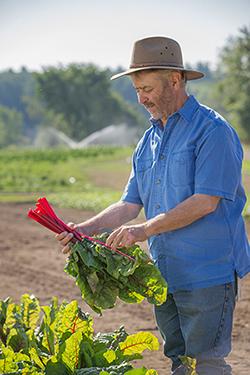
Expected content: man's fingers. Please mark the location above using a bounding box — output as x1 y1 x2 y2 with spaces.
62 243 72 254
106 230 117 247
55 231 74 256
56 231 74 245
106 225 148 254
106 227 136 253
67 222 78 230
55 222 78 256
56 231 68 241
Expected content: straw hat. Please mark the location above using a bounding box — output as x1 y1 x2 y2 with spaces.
110 36 204 81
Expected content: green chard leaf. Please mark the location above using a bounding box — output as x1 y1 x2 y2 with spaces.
57 330 85 372
65 234 167 314
6 327 29 353
55 300 93 341
122 367 148 375
125 264 168 306
44 359 70 375
118 284 145 305
20 294 40 331
93 325 128 352
75 362 133 375
0 343 18 373
123 367 158 375
82 272 120 315
179 356 197 374
0 297 11 326
119 331 159 356
29 346 48 370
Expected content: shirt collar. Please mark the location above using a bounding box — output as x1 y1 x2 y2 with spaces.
177 95 199 125
150 95 199 129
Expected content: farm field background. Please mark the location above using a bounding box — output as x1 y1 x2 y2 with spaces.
0 146 250 374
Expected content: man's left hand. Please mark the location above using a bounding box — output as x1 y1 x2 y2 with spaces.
106 224 148 253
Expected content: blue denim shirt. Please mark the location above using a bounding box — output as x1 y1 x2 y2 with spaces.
122 95 250 292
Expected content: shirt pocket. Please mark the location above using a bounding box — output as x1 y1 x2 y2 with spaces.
169 150 195 187
136 158 153 193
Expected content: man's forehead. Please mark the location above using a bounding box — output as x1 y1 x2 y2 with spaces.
131 70 158 87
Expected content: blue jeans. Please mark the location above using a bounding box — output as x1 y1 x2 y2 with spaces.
154 281 236 375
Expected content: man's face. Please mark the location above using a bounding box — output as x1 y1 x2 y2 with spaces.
131 70 174 126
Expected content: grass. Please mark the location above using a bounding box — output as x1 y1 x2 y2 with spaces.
1 146 250 218
0 146 134 211
0 147 133 193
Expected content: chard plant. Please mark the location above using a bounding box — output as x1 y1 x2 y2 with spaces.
0 294 159 374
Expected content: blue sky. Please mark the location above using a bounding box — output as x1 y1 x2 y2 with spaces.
0 0 249 72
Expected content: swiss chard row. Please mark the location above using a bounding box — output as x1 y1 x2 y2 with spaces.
0 294 159 375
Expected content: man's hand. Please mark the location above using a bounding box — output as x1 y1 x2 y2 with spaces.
105 224 148 253
55 222 78 254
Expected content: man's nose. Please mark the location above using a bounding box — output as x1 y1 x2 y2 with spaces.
137 91 148 105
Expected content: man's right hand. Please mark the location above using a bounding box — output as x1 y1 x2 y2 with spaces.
55 222 78 254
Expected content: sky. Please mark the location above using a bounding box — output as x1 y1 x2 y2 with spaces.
0 0 250 73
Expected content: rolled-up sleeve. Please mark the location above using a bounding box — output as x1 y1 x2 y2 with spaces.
122 150 143 205
195 124 243 201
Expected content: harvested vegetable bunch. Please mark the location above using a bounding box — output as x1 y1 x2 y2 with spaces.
66 233 168 314
28 197 168 315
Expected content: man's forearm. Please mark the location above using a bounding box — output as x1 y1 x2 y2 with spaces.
78 200 142 236
145 193 221 238
106 194 221 250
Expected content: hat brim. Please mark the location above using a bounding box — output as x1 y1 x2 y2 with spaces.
110 66 204 81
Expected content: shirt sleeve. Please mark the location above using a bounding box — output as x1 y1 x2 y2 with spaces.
194 124 243 201
121 149 143 205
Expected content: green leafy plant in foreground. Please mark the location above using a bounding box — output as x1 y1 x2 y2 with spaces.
65 233 168 315
0 294 159 374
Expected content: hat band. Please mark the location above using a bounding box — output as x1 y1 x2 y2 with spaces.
130 62 184 69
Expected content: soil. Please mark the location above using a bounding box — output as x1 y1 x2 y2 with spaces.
0 201 250 374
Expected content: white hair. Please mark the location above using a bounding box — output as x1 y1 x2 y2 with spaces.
155 69 187 88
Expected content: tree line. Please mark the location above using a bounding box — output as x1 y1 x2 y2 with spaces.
0 25 249 149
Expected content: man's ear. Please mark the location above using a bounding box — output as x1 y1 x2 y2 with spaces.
169 72 181 91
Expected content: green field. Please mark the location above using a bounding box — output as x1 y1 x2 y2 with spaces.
1 146 250 218
0 147 133 211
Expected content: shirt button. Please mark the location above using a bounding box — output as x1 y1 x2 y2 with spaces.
159 255 162 259
157 180 161 184
160 155 164 159
157 205 160 209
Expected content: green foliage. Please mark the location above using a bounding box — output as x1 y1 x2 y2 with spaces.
0 147 132 198
0 68 36 129
178 356 197 374
109 70 138 104
216 25 250 138
0 103 23 148
1 146 250 221
49 191 122 213
34 64 145 140
65 233 168 315
0 294 159 374
186 62 233 124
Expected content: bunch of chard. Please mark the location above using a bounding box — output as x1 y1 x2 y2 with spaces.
28 197 168 315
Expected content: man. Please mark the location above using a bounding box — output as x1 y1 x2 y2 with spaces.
57 36 250 374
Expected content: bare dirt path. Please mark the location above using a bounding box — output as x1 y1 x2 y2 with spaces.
0 202 249 374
